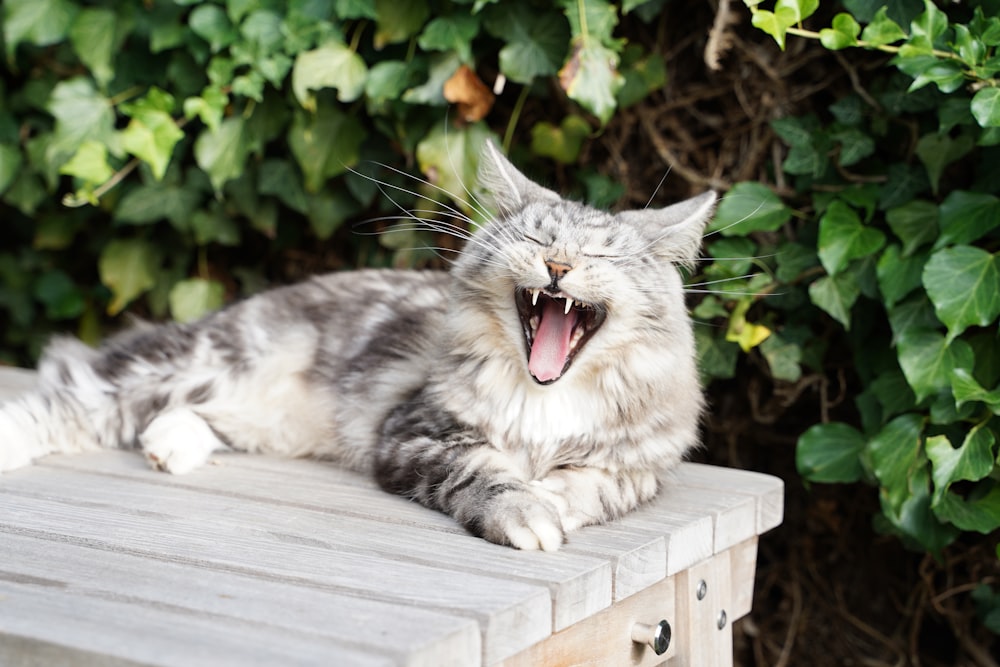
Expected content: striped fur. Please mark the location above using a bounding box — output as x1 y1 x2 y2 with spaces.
0 142 715 551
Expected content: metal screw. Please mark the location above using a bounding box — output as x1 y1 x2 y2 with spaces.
717 609 728 630
696 579 707 600
631 619 672 655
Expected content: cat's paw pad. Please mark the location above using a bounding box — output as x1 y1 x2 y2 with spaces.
140 409 223 475
479 487 565 552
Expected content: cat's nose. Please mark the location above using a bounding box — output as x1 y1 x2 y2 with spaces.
544 259 572 281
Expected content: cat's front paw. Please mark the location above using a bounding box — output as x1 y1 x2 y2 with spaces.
140 409 223 475
473 486 565 552
0 411 38 474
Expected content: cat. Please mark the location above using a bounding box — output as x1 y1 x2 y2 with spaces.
0 140 716 551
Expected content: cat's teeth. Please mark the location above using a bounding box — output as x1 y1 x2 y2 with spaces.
531 289 539 306
564 298 573 315
529 315 540 333
570 326 584 349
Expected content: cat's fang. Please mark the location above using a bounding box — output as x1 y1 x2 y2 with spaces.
531 289 540 306
563 298 573 315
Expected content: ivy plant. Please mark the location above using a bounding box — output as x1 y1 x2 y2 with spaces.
694 0 1000 564
0 0 667 363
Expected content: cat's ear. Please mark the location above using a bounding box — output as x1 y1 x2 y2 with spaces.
617 191 717 265
479 140 561 215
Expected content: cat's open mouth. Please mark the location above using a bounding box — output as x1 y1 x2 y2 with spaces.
515 288 606 385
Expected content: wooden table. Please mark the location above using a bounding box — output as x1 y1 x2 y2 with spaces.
0 368 783 666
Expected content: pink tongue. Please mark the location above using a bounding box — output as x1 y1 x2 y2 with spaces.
529 300 578 382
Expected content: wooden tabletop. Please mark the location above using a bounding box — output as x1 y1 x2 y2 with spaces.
0 368 783 666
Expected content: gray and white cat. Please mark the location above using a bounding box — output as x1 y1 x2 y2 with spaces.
0 141 715 551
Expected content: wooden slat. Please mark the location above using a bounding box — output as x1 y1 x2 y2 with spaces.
0 582 398 667
0 466 553 664
2 533 480 667
675 463 785 534
37 454 612 634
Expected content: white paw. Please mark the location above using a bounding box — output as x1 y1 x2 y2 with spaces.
140 409 223 475
0 409 41 473
481 486 566 552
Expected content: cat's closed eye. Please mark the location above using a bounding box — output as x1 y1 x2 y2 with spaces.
522 233 551 247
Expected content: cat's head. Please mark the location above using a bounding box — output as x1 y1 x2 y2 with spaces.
449 141 716 386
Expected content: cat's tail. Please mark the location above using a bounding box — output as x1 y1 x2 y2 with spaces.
0 337 127 473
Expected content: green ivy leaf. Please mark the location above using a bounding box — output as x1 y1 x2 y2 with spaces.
897 330 975 402
876 244 927 310
45 78 117 161
58 139 114 185
169 278 225 323
831 127 874 166
288 102 364 192
695 327 738 381
374 0 429 48
305 190 361 240
926 431 997 506
909 0 948 46
859 7 907 46
530 115 590 164
933 485 1000 534
189 4 236 52
114 181 204 229
817 200 886 275
936 190 1000 249
561 0 620 46
971 88 1000 128
99 238 159 315
194 116 252 192
68 8 118 88
809 270 861 330
885 200 938 256
951 368 1000 412
879 465 960 553
0 144 24 197
3 0 78 58
797 422 865 483
749 5 798 50
484 2 569 84
819 13 860 50
418 14 480 64
915 133 973 195
190 207 240 246
869 413 925 512
34 269 85 320
334 0 378 20
120 88 184 182
760 333 803 382
923 246 1000 343
292 41 368 110
559 40 623 125
415 121 492 213
183 87 229 133
706 182 791 236
888 295 939 344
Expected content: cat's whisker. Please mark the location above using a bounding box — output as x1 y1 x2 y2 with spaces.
644 167 673 209
683 289 783 297
685 273 763 287
353 162 491 228
701 196 769 239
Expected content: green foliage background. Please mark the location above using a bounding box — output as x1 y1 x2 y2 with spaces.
1 0 999 635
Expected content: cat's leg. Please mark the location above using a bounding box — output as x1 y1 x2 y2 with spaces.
375 401 566 551
140 408 227 475
533 466 661 532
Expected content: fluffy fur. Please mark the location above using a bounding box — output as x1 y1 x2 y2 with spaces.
0 142 716 551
